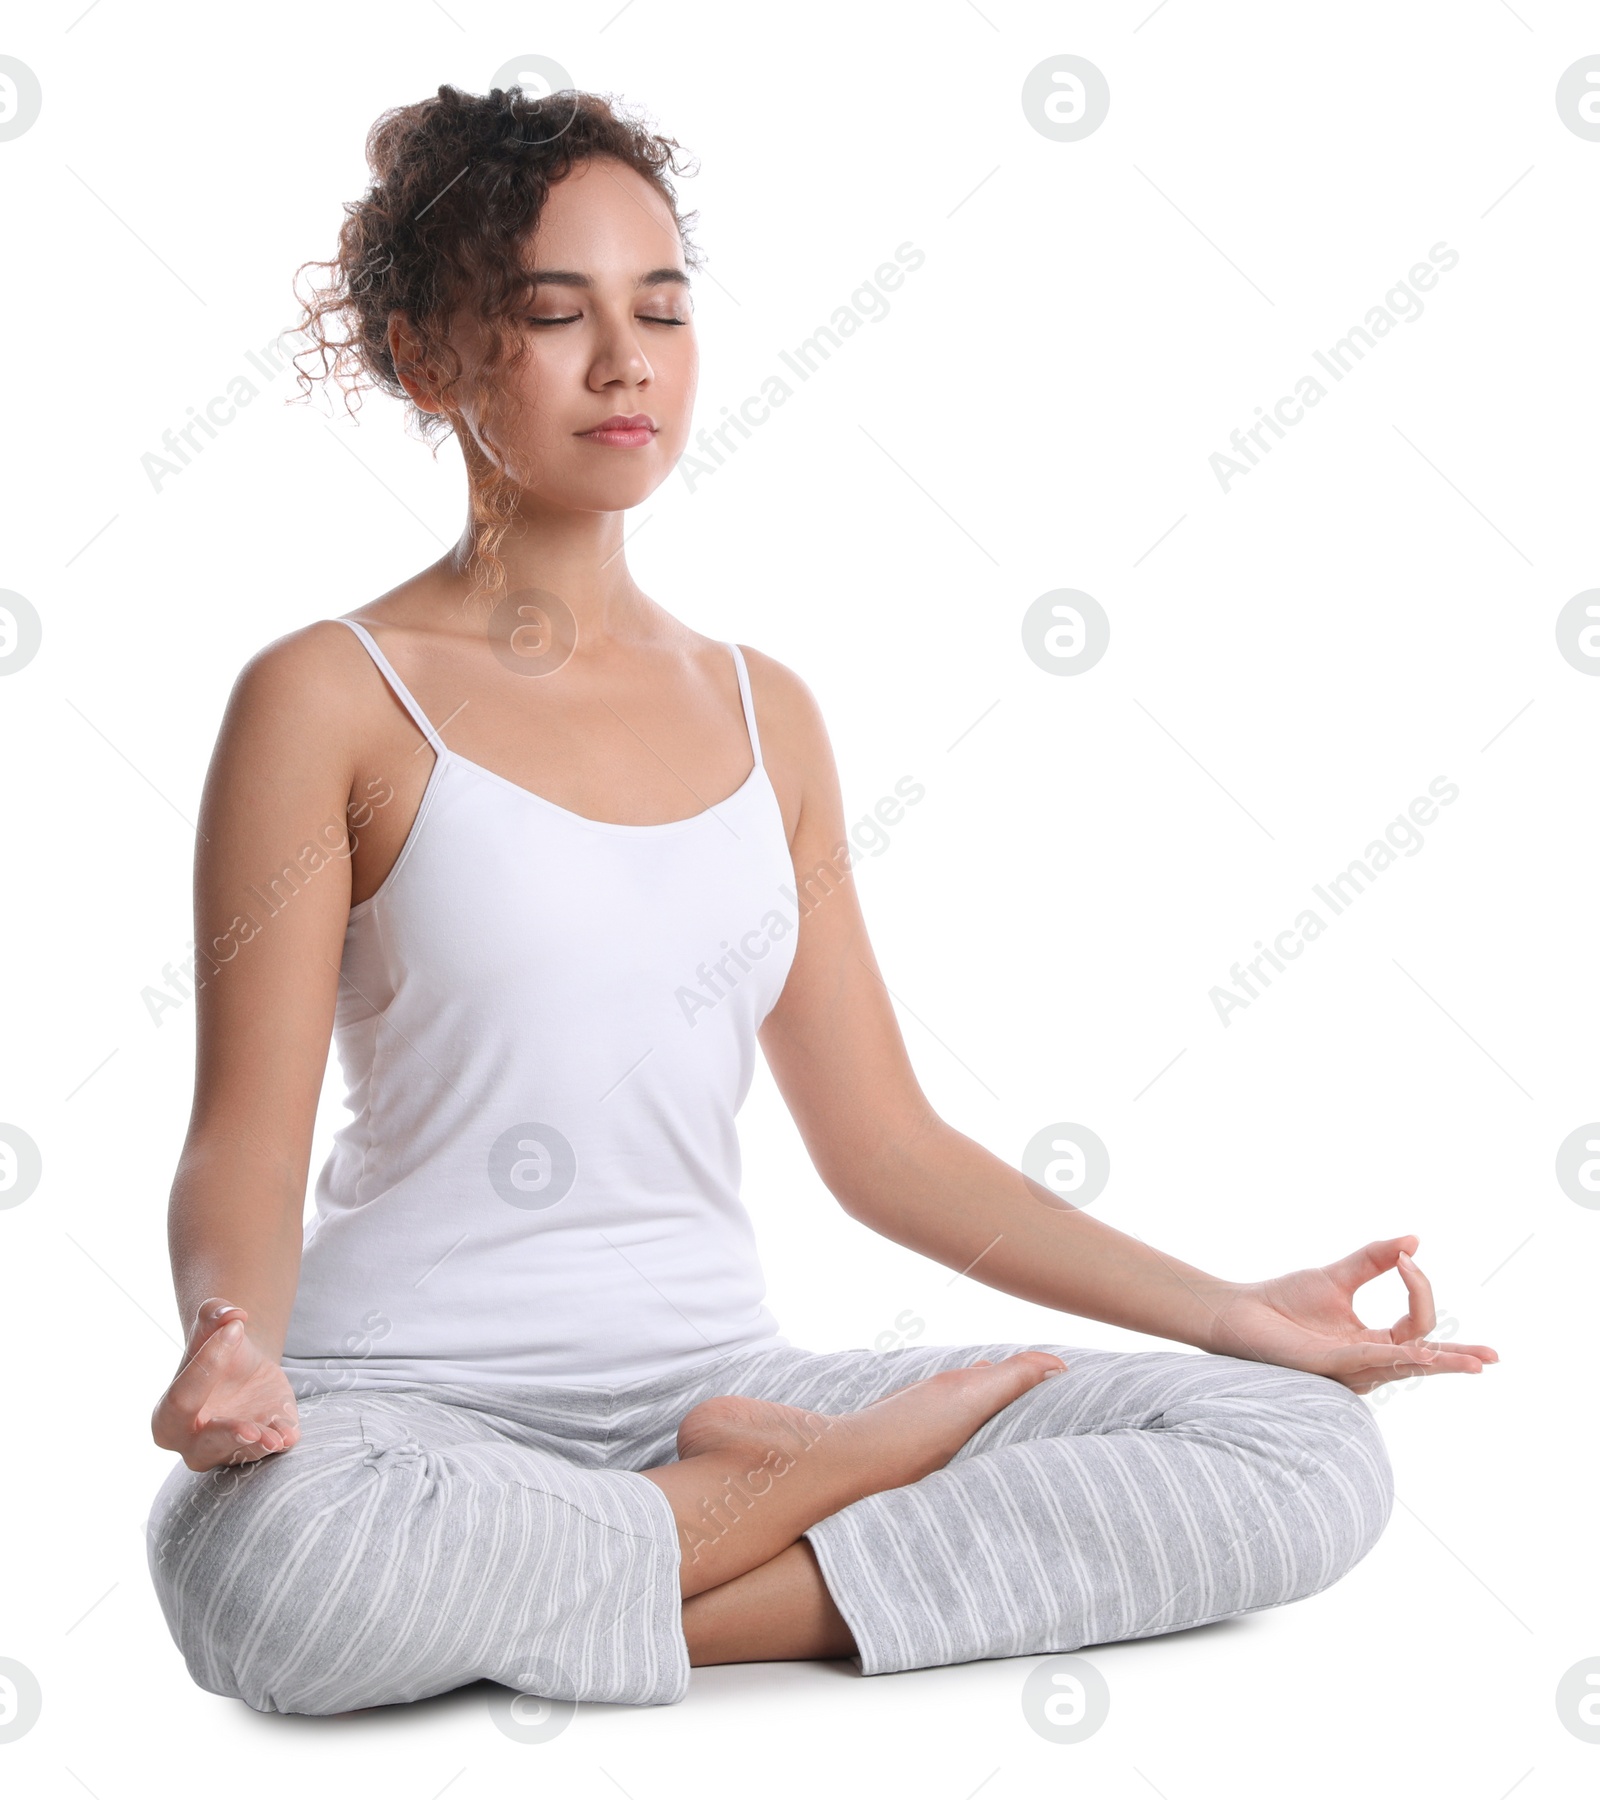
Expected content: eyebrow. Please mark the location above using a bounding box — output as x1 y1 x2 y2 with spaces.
527 268 691 289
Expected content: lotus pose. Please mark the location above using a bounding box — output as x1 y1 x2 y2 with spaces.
145 84 1496 1716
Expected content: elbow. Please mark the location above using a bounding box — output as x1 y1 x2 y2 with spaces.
825 1170 877 1224
809 1146 872 1220
817 1105 944 1226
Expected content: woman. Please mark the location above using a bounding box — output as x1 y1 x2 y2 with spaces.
145 84 1495 1717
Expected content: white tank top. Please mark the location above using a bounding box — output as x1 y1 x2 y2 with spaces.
279 618 797 1394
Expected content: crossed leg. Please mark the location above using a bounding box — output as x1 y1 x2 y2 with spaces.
652 1340 1395 1676
684 1539 853 1663
143 1340 1393 1711
635 1350 1069 1659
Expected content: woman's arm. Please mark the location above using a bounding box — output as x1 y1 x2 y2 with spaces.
151 623 365 1468
752 656 1497 1393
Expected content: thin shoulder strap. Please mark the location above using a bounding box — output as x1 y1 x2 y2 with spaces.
337 618 448 755
726 642 763 768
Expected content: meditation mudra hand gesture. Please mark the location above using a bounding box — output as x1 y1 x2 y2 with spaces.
1206 1234 1495 1390
152 1301 301 1471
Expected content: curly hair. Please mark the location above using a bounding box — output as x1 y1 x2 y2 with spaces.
289 84 702 600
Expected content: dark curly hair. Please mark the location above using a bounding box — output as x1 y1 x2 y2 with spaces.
290 84 702 599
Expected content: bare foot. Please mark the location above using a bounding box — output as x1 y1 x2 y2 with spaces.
645 1351 1066 1596
678 1350 1066 1502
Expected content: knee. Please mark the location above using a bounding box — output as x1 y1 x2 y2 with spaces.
147 1453 286 1710
146 1433 376 1716
1214 1360 1395 1594
1312 1375 1395 1573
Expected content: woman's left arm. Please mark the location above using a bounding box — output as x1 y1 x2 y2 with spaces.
750 653 1497 1394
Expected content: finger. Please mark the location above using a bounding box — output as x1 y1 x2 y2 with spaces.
1372 1329 1499 1362
177 1301 247 1377
1392 1250 1437 1342
207 1413 294 1457
1314 1338 1431 1378
261 1399 302 1433
1321 1236 1418 1296
249 1411 298 1447
164 1318 246 1418
1357 1345 1488 1384
188 1298 247 1346
228 1413 299 1454
234 1421 288 1454
183 1418 280 1471
1279 1339 1485 1396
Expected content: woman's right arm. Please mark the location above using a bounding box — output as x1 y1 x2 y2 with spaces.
151 623 363 1471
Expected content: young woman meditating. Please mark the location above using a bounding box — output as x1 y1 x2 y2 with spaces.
145 84 1496 1716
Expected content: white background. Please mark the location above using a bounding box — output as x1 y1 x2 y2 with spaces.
1 2 1593 1795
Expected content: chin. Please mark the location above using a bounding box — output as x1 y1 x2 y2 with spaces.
539 469 669 513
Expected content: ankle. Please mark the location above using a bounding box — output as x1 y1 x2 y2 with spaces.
683 1540 857 1666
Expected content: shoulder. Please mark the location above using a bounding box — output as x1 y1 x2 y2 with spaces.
211 617 396 780
729 644 840 834
732 643 831 751
224 617 383 723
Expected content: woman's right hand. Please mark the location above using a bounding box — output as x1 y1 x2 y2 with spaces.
151 1298 303 1471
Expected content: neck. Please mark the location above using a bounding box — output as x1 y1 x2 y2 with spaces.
444 488 650 646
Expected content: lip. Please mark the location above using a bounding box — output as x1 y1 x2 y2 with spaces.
578 413 657 447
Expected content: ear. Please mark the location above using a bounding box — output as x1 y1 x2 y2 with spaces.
387 312 444 413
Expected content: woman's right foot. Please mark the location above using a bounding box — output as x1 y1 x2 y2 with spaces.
647 1351 1068 1594
672 1350 1067 1524
829 1349 1069 1497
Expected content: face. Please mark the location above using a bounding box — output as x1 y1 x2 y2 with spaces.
398 156 698 513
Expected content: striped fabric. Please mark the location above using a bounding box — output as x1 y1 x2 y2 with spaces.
145 1340 1393 1714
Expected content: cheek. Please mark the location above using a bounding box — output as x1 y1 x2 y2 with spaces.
655 338 698 446
481 355 573 457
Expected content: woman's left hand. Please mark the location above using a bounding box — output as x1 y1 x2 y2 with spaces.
1202 1235 1499 1392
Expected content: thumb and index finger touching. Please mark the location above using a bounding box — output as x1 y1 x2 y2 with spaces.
1323 1235 1500 1368
1323 1235 1421 1294
1322 1235 1434 1338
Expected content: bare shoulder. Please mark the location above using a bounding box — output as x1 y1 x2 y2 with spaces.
228 615 370 712
220 617 388 752
203 616 404 814
733 642 833 758
730 643 841 837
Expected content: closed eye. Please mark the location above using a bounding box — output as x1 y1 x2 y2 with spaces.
527 314 688 327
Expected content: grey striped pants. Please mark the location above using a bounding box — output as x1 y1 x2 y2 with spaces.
145 1340 1393 1715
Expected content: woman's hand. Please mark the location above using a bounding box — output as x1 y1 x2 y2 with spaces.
151 1298 302 1471
1203 1236 1499 1393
